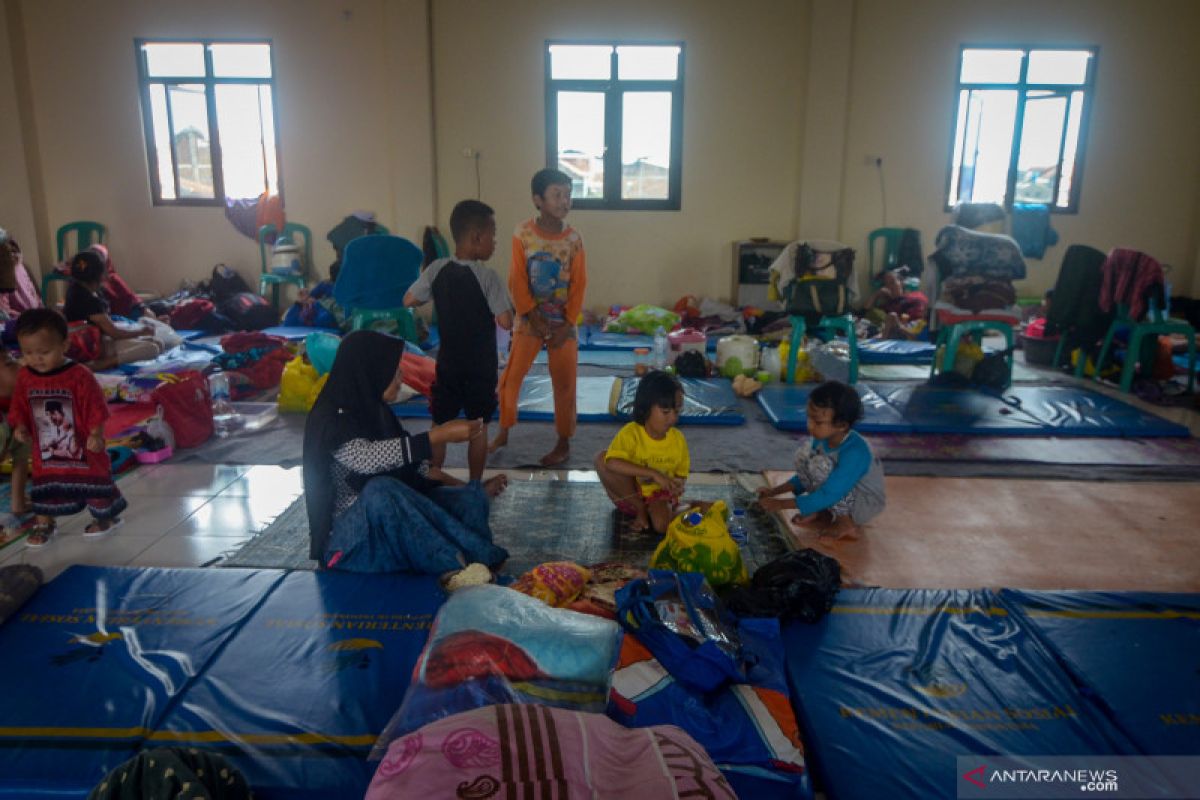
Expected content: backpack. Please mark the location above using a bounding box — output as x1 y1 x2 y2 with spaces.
150 371 213 448
209 263 252 302
168 297 216 329
219 292 277 331
786 279 849 326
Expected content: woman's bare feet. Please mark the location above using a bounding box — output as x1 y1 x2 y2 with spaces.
483 474 508 498
539 437 570 467
790 510 833 529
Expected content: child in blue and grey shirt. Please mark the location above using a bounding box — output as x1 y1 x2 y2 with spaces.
758 380 885 539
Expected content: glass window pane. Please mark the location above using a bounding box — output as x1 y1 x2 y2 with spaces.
1015 93 1067 205
215 84 273 199
617 46 679 80
168 84 214 198
556 91 605 199
954 89 1018 205
144 43 205 77
549 45 612 79
947 90 970 206
1057 91 1085 207
1027 50 1090 85
621 92 672 200
259 87 279 195
148 84 176 199
960 49 1023 84
210 43 272 78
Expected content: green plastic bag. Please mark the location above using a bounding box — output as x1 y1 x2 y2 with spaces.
606 304 680 335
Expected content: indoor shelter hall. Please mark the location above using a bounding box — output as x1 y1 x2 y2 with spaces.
1 1 1198 798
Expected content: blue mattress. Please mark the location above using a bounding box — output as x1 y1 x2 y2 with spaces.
0 566 445 800
580 324 718 352
755 383 912 433
758 382 1190 437
393 375 618 422
534 348 642 368
261 325 340 341
782 589 1142 800
395 375 745 425
999 590 1200 756
0 566 286 797
615 377 745 426
857 338 938 364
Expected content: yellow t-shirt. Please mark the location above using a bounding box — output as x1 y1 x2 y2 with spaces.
605 422 690 498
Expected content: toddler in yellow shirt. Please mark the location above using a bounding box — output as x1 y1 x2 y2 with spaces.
594 371 689 534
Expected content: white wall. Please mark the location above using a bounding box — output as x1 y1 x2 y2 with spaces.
430 0 809 310
0 1 38 257
4 0 1198 306
10 0 435 294
835 0 1200 297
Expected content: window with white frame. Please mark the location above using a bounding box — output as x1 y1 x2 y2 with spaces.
946 46 1096 212
135 40 281 205
545 41 684 210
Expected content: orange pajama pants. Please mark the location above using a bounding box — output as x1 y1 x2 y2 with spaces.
497 330 577 438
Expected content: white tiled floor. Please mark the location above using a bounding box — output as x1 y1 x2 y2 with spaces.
0 463 304 581
0 462 740 582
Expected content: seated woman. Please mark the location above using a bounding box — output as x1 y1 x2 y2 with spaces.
62 250 162 368
303 330 508 576
0 228 42 322
865 269 929 340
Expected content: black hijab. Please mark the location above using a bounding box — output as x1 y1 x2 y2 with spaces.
304 330 408 560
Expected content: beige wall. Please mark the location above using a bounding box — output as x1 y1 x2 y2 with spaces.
0 1 38 255
4 0 1198 307
430 0 809 310
836 0 1200 298
8 0 435 294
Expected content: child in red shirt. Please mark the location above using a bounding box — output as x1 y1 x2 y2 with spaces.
8 309 125 546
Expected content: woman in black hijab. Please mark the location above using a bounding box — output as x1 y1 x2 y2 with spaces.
303 330 507 573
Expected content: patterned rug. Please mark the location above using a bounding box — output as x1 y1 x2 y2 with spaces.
220 478 790 576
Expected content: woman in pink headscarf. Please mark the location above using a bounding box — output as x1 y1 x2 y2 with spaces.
0 229 43 319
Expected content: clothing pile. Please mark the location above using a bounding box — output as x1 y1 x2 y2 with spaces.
214 331 291 398
928 225 1026 325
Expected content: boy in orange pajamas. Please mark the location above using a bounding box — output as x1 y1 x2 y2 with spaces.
489 168 587 466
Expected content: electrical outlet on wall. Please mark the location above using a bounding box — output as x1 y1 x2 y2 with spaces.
462 147 479 158
864 154 883 167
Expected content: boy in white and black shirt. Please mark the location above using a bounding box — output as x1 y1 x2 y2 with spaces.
405 200 513 490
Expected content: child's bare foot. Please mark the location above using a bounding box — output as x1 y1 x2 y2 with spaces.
819 515 861 541
483 474 508 498
629 514 651 534
488 428 509 453
790 510 832 529
539 437 570 467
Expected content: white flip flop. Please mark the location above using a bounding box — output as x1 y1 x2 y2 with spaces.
84 517 123 539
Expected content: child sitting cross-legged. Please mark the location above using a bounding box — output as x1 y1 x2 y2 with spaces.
595 371 690 535
757 380 886 540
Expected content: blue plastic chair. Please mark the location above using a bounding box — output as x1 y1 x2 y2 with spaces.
333 235 421 342
257 222 313 311
44 221 107 303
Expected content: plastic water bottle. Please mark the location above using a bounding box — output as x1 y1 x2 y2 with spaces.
727 508 748 545
208 369 239 438
653 327 669 369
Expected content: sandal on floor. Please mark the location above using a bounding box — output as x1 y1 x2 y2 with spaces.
84 518 123 539
26 523 55 548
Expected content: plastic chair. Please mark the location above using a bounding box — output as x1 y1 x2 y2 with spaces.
333 234 421 343
1093 299 1195 394
929 319 1015 388
257 223 313 311
43 221 107 302
785 315 859 384
867 228 905 279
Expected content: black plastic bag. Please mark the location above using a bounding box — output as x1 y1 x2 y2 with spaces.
724 549 841 623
